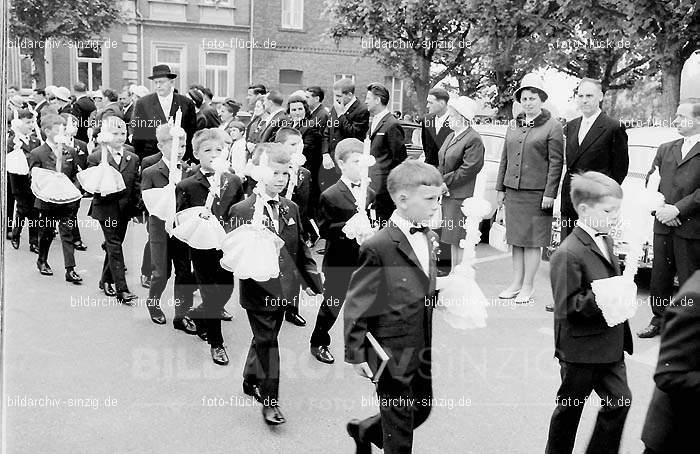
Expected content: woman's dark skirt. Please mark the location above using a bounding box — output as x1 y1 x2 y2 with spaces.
504 188 552 247
440 197 467 245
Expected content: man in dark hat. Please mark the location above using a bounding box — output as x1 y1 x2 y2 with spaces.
131 65 197 162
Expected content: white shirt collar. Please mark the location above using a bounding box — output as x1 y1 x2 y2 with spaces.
682 133 700 147
158 89 174 100
577 220 602 239
344 97 357 112
259 191 280 204
161 157 170 169
390 211 426 235
581 109 601 124
341 176 361 191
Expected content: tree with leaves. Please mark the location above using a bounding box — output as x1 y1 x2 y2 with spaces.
325 0 479 116
10 0 121 87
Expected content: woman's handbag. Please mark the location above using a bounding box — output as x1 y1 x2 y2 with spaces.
489 205 511 253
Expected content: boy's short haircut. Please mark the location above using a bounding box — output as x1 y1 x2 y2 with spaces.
17 109 34 120
334 138 364 163
102 115 126 131
192 128 224 152
570 171 623 212
274 126 301 143
387 160 442 196
155 123 174 143
40 113 66 131
252 142 290 166
229 121 246 132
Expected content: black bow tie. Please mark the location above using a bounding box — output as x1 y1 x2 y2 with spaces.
350 182 361 189
267 199 279 207
594 232 608 237
203 172 214 178
409 225 429 235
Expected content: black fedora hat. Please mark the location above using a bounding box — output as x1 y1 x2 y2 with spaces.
148 64 178 80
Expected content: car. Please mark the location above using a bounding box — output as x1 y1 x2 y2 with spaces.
545 126 682 269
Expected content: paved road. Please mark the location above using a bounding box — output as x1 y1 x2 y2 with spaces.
3 198 660 453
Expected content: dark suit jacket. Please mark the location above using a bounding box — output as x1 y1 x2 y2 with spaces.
642 270 700 453
260 110 289 143
368 113 407 195
323 100 370 158
650 139 700 239
344 222 438 379
561 112 629 217
245 114 265 144
7 132 42 207
318 179 376 270
286 167 312 219
70 138 89 170
196 105 221 130
28 142 81 212
132 92 197 162
175 170 244 228
70 95 96 143
304 106 329 174
228 194 323 311
141 158 194 191
496 109 564 198
438 126 485 199
421 114 453 167
550 226 633 364
86 146 141 222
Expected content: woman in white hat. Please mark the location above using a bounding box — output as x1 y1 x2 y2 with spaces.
438 96 485 268
495 73 564 304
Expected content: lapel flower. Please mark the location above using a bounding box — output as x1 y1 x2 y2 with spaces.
430 234 440 257
126 155 131 162
279 202 290 218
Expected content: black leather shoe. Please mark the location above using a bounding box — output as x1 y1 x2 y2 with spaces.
117 291 137 306
65 269 83 284
29 244 39 254
262 405 286 425
545 304 554 312
211 346 229 365
73 241 87 251
637 324 661 338
173 317 198 335
285 313 306 327
141 275 151 289
37 261 53 276
243 380 263 403
99 281 117 297
347 419 372 454
11 238 20 250
220 309 233 321
310 345 335 364
147 306 166 325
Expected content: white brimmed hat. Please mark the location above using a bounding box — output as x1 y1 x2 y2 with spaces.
53 86 71 102
448 96 478 121
514 73 548 102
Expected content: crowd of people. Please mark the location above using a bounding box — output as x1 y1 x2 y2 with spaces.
4 65 700 453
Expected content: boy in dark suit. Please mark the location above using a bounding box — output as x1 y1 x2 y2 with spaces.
87 116 141 305
141 124 197 330
28 114 83 283
61 112 89 251
228 143 323 425
310 138 375 364
8 109 41 252
545 171 633 454
175 129 244 365
275 126 314 326
344 160 442 454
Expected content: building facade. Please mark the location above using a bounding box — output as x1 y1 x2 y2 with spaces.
9 0 409 113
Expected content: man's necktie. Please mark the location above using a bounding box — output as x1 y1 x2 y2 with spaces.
267 200 279 231
410 225 429 235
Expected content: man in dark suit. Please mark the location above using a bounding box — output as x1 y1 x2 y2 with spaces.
365 83 408 223
28 114 83 283
87 117 141 305
259 90 289 143
176 129 245 363
228 143 323 426
131 65 197 162
561 78 629 239
188 87 221 130
344 160 442 454
421 87 453 167
545 172 633 454
641 269 700 454
141 124 198 330
122 88 135 145
304 86 329 209
638 101 700 338
310 138 375 364
69 82 96 143
8 110 41 252
320 78 370 193
244 84 267 140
